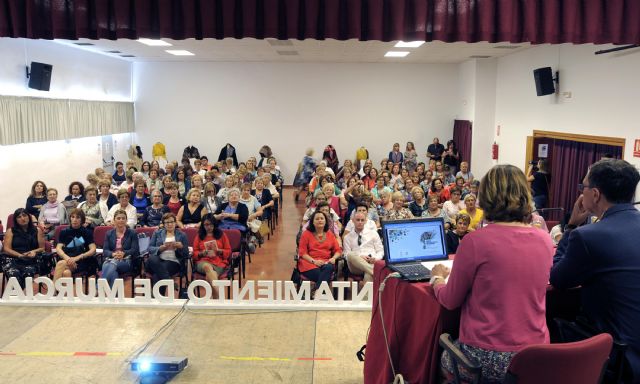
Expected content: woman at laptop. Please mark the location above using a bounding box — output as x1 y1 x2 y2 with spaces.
430 164 554 382
298 211 342 291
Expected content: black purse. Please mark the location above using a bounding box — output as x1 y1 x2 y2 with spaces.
290 268 301 287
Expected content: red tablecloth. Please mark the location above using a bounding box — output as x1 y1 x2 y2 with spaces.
364 261 459 384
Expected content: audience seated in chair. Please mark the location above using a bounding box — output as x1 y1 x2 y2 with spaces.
142 190 170 227
105 189 138 229
37 188 68 240
78 186 105 228
2 208 46 289
176 188 207 229
26 180 48 218
192 214 231 299
146 212 189 296
342 211 384 282
297 211 342 290
101 209 140 287
53 208 97 282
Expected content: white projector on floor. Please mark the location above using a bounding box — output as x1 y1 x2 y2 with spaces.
131 356 188 373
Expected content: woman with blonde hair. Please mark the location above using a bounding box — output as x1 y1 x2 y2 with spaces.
459 194 484 230
177 188 207 228
384 192 414 221
431 164 554 382
408 186 429 217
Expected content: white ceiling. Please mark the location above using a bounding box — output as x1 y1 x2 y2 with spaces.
54 37 531 64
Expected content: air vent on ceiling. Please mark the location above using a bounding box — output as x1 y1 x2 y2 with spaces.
268 40 294 47
494 45 521 49
120 55 136 58
74 42 94 46
469 55 492 59
107 50 122 54
277 51 299 56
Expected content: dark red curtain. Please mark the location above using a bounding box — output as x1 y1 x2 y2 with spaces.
548 139 622 220
1 0 639 43
452 119 472 170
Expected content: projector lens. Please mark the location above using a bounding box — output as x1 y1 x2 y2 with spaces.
139 360 151 372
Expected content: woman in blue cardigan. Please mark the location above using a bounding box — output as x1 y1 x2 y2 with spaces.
101 209 140 287
146 212 189 295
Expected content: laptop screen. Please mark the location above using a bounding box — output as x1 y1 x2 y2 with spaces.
382 218 448 264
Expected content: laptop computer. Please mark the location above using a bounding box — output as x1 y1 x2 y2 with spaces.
381 217 449 281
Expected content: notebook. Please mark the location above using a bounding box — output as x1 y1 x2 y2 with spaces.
381 217 449 281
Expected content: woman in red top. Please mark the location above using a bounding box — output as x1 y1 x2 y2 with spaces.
428 178 451 207
362 168 378 191
193 213 231 298
164 182 184 216
297 211 342 288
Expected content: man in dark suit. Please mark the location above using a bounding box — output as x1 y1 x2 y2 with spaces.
551 159 640 383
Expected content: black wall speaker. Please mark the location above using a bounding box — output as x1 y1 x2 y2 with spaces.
28 62 53 91
533 67 555 96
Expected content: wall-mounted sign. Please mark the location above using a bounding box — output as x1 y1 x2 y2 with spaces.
634 139 640 158
538 143 549 158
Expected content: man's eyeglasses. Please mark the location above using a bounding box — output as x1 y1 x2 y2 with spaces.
164 220 176 224
357 234 362 246
577 183 592 192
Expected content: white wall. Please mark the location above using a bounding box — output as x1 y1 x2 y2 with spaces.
492 43 640 170
455 59 499 177
0 38 131 101
0 38 134 222
133 62 461 183
0 133 135 223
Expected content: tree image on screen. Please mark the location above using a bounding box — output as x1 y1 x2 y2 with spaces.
420 230 437 249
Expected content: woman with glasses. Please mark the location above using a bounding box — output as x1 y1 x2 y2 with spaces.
147 213 189 296
105 189 138 228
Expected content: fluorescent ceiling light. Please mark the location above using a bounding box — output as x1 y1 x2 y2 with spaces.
165 50 195 56
384 51 410 58
394 41 424 48
138 38 172 47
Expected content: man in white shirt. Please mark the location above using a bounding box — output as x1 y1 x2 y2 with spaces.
343 203 378 238
343 211 384 282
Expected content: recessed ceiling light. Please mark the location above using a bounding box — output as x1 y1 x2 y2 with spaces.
384 51 410 58
394 41 424 48
138 38 172 47
165 50 195 56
